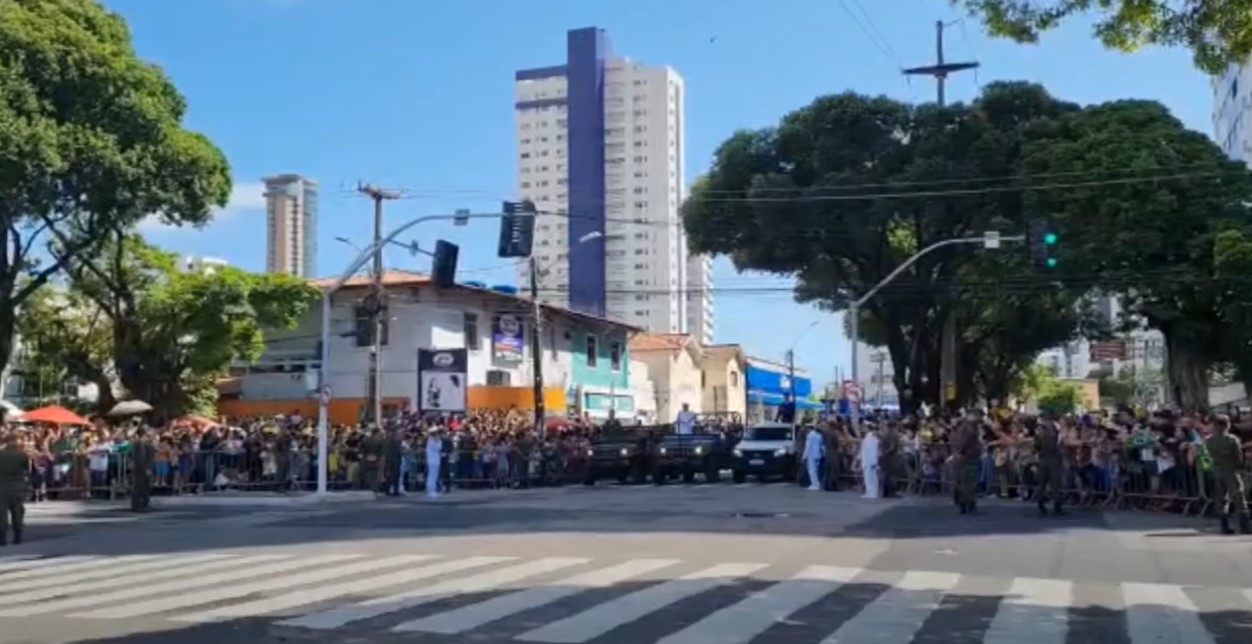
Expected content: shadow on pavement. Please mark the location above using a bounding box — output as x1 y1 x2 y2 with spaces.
8 488 1227 558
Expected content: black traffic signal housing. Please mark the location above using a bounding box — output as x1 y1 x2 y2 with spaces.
1027 218 1059 270
498 200 537 258
432 240 459 287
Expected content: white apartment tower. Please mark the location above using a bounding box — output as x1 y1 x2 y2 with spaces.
263 174 319 278
514 27 714 344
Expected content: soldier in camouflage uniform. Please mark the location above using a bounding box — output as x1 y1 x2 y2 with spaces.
1205 414 1249 535
952 419 981 515
0 431 28 546
1034 419 1065 516
129 428 155 512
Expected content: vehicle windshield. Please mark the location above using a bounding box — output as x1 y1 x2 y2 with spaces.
743 426 792 441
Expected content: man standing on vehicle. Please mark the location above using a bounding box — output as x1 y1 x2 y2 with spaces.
675 403 696 435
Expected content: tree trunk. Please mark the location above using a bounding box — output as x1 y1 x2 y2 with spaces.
1164 331 1210 412
0 302 14 408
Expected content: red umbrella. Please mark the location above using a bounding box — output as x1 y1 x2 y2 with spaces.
545 417 572 431
22 405 92 426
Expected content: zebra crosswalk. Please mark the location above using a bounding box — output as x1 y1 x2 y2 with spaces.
0 551 1249 643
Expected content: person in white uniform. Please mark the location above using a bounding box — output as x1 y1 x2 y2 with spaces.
425 426 444 499
675 403 697 436
859 425 881 499
802 426 824 491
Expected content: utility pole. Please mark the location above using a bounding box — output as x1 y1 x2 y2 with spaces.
529 256 547 435
358 183 400 427
786 349 797 429
903 20 978 411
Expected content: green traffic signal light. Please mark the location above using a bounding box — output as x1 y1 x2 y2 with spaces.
1044 232 1058 245
1046 257 1058 268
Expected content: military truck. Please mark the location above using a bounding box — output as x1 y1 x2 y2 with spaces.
651 432 728 483
582 429 655 485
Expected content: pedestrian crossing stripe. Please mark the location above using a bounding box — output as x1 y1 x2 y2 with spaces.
0 553 1250 643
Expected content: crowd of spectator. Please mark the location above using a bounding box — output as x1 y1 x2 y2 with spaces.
6 404 1251 516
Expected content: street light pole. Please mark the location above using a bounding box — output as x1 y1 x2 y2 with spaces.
847 233 1022 431
315 211 506 497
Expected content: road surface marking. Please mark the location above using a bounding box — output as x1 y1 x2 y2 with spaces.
0 554 263 605
982 577 1073 644
0 554 358 617
280 557 588 630
0 555 155 583
76 555 435 619
819 570 961 643
1122 582 1215 644
392 559 681 634
174 556 513 622
515 562 768 644
0 553 236 594
0 556 95 575
654 565 861 644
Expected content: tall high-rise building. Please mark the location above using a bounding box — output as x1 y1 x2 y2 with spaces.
514 27 714 344
263 174 318 277
1214 64 1251 161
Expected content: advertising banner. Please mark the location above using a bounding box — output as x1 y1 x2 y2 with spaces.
492 314 525 363
417 348 468 414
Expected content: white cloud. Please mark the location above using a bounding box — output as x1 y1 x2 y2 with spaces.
139 181 266 233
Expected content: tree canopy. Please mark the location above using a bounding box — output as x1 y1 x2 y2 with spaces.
683 81 1252 411
21 237 319 419
955 0 1252 73
0 0 230 383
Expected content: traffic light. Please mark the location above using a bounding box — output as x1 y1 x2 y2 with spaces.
498 200 537 258
1027 218 1059 269
431 240 459 287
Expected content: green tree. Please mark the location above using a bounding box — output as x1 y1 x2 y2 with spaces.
34 236 319 418
1018 363 1084 414
685 82 1085 410
954 0 1252 73
15 286 116 411
1017 100 1252 411
0 0 230 383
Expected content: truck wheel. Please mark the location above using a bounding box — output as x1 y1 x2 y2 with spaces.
704 465 721 484
682 470 696 483
732 470 746 484
652 466 666 485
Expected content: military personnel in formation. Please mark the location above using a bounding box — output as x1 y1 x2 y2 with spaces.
1205 414 1249 535
1034 418 1065 516
129 428 156 512
952 419 981 515
0 431 28 546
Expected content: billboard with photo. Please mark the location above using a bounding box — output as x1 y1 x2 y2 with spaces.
417 348 468 414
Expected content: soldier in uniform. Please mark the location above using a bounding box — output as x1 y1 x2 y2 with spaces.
952 419 981 515
1205 414 1250 535
0 431 29 546
383 428 403 497
130 428 156 512
1034 418 1065 516
822 421 842 491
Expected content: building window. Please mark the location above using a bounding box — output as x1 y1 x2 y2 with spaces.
463 313 480 350
701 370 706 388
610 342 622 371
585 335 598 367
730 371 740 386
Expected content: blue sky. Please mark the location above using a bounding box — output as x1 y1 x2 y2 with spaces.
105 0 1212 385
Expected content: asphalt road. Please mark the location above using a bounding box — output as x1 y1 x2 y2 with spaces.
2 483 1251 643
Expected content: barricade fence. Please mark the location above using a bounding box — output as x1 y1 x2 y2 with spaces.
26 440 1250 517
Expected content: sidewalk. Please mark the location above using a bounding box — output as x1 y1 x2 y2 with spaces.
27 490 377 513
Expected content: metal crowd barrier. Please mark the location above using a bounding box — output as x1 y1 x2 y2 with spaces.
27 440 1250 517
